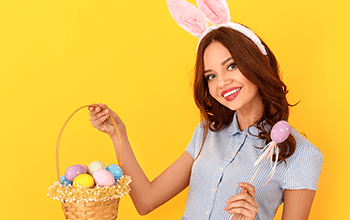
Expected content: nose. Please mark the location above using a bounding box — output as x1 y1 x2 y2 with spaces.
218 73 231 88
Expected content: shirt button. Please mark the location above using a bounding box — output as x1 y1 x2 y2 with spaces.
219 167 223 172
205 210 209 215
211 188 215 193
241 134 246 138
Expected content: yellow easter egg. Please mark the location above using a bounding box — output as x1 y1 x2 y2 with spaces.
73 174 95 188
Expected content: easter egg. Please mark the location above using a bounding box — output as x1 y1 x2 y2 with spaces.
60 175 72 186
93 169 115 187
73 174 95 188
65 165 87 181
79 164 88 173
271 121 290 143
88 161 106 175
106 164 123 180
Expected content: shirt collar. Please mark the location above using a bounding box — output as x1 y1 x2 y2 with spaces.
226 112 261 139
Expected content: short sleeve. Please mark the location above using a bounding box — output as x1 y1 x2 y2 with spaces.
185 123 204 159
282 143 324 191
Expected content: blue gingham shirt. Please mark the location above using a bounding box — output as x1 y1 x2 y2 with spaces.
182 113 323 220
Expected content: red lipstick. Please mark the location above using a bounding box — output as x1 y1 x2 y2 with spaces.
221 87 241 101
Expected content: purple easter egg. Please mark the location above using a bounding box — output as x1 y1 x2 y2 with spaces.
65 165 87 181
271 121 290 143
78 164 88 173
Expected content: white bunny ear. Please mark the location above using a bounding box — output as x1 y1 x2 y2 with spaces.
167 0 209 38
196 0 231 25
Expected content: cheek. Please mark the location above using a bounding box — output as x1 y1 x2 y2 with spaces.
246 83 260 100
207 83 217 98
241 76 257 93
250 82 259 94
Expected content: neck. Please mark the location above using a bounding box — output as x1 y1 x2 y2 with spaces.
236 96 264 132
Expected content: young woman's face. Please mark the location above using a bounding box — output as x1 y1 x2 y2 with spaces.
203 41 262 113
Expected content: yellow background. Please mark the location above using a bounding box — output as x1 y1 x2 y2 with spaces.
0 0 348 219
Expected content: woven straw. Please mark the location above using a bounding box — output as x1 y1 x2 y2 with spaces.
62 199 120 220
56 104 125 220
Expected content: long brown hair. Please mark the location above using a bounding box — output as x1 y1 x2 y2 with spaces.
194 26 296 163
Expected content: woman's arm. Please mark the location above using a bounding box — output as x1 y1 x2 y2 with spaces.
111 131 193 215
89 103 194 215
281 189 316 220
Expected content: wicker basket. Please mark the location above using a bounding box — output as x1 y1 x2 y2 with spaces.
61 199 119 220
50 104 130 220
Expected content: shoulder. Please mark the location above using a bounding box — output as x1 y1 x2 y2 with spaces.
281 127 324 190
185 122 205 159
290 127 324 162
192 121 231 137
185 121 231 159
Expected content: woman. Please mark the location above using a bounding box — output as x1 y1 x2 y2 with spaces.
89 26 323 219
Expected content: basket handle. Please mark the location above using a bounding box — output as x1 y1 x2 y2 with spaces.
56 104 123 182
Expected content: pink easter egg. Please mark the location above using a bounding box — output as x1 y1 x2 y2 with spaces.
65 165 87 181
92 169 115 187
270 121 290 143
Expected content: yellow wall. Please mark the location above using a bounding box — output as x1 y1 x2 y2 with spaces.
0 0 348 219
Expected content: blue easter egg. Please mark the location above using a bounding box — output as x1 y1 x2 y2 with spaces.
106 164 123 180
60 175 72 186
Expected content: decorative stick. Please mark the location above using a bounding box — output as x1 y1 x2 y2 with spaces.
229 121 291 220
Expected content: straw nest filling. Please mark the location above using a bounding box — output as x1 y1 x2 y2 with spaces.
48 175 131 203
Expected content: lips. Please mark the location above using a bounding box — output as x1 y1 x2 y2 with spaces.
221 87 242 101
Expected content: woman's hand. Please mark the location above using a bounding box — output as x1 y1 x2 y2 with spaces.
89 103 125 136
225 182 259 220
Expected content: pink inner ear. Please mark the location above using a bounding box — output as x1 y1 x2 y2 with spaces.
197 0 230 24
167 0 208 37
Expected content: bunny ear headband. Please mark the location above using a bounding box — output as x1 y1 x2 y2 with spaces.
166 0 267 55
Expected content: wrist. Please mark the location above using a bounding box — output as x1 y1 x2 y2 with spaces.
109 124 126 138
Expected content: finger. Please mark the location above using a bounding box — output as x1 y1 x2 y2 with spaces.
97 113 110 124
90 113 110 127
95 104 122 126
89 106 97 116
238 182 256 198
226 207 257 219
89 106 102 116
91 103 108 116
89 103 108 114
225 198 258 210
227 194 258 209
226 183 254 203
225 198 258 218
99 103 109 110
90 109 109 122
88 103 98 109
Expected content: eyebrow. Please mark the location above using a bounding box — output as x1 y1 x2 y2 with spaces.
203 57 233 74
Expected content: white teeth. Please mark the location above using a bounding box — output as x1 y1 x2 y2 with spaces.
223 88 241 98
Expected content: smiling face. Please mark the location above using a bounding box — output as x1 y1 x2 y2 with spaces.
203 41 263 115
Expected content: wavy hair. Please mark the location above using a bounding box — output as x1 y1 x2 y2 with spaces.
194 26 296 163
